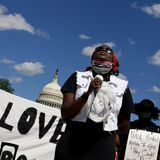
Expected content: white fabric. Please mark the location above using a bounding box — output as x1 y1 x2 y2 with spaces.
72 71 128 131
0 89 65 160
104 75 128 131
88 81 116 123
72 70 93 122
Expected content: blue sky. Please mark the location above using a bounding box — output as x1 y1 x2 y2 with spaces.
0 0 159 124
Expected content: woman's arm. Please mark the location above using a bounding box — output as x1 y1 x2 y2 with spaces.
61 92 90 120
61 73 102 121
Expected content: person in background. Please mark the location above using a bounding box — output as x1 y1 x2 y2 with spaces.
130 99 160 160
54 44 133 160
131 99 159 132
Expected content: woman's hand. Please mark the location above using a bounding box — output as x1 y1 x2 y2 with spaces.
87 75 103 95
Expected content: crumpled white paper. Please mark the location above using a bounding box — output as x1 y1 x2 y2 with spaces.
88 75 116 123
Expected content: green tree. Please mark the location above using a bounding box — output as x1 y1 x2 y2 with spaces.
0 78 14 94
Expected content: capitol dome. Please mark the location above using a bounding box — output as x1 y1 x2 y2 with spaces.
36 69 63 109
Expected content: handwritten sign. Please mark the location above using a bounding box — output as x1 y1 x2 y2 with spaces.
124 129 160 160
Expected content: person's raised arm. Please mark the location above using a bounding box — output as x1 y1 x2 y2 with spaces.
61 76 102 121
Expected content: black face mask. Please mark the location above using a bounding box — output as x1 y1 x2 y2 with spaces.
139 112 152 120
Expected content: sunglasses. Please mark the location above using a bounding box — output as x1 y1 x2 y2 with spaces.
95 46 113 54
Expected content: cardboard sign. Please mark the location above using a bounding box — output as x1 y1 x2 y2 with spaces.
124 129 160 160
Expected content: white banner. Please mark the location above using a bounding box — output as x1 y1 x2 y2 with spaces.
124 129 160 160
0 89 66 160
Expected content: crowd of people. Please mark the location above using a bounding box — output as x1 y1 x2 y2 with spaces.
54 44 160 160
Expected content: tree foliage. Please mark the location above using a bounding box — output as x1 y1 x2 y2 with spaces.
0 78 14 94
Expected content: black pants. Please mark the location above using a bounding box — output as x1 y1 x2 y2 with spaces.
54 119 116 160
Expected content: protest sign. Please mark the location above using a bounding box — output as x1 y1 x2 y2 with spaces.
0 89 66 160
124 129 160 160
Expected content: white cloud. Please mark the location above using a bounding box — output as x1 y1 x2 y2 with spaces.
13 62 44 76
0 5 34 33
0 4 7 14
79 34 91 40
0 57 15 64
0 5 49 39
82 42 116 56
82 45 95 56
9 77 22 83
128 38 136 45
132 3 160 19
149 50 160 66
130 88 137 95
35 29 50 39
141 4 160 18
150 86 160 93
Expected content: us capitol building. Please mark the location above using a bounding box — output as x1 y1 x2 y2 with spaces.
36 69 63 109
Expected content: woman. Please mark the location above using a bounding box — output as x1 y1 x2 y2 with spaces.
54 44 133 160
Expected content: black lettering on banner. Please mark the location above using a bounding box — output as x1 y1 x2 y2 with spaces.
0 142 18 160
1 151 13 160
50 118 66 144
18 108 37 134
39 113 57 138
0 102 13 131
17 155 27 160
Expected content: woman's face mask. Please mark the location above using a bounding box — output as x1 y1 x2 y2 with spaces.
139 112 152 119
91 60 113 75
